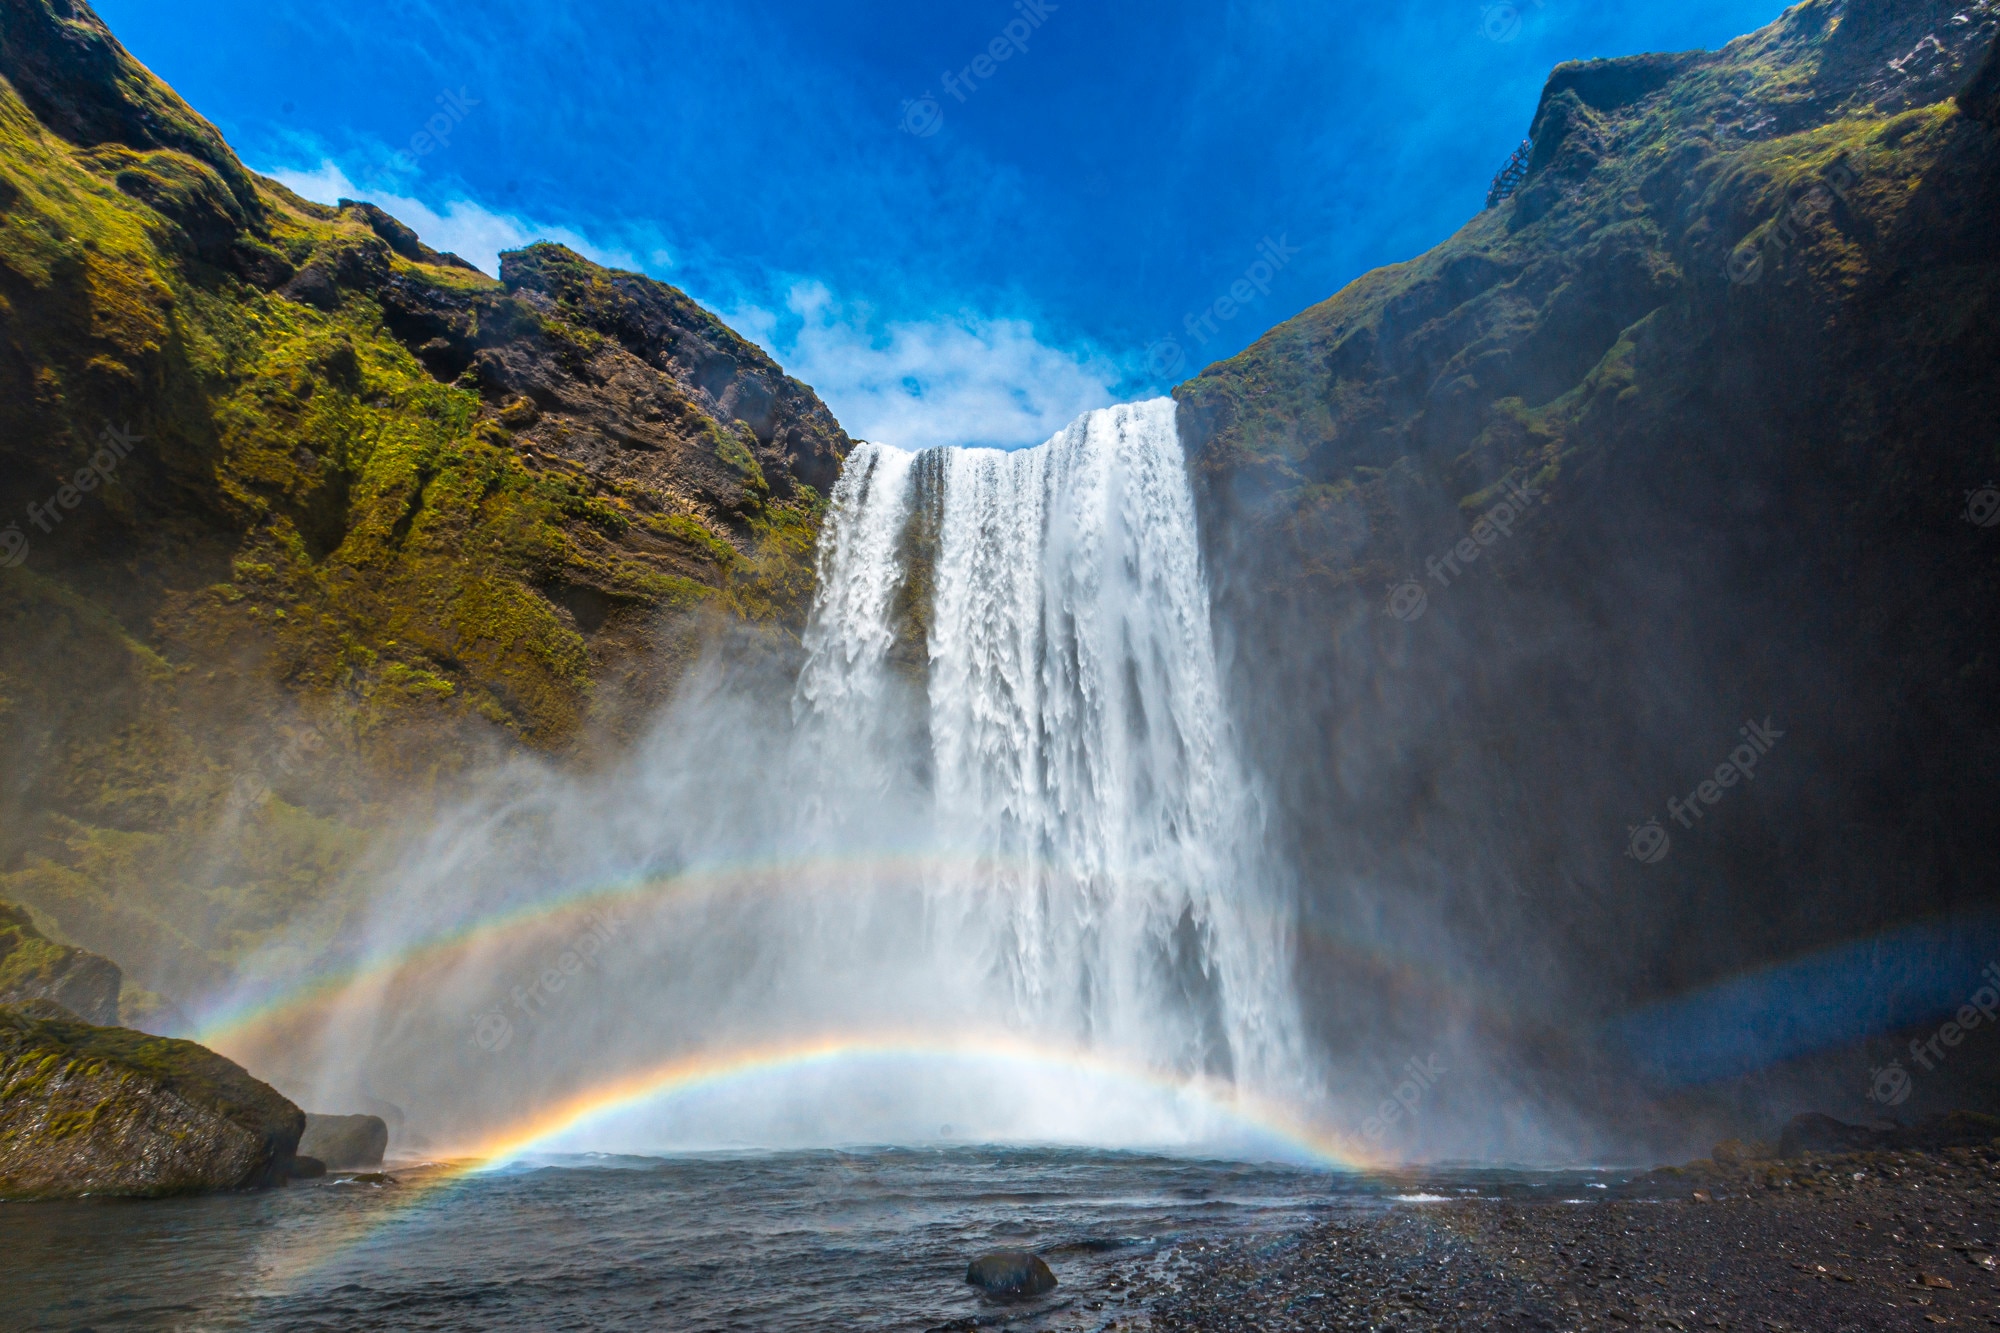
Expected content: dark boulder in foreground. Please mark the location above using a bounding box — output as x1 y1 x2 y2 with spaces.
0 1003 305 1199
299 1113 389 1169
966 1249 1058 1297
1779 1110 2000 1159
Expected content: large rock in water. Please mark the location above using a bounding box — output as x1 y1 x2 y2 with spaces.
0 1003 305 1198
966 1250 1058 1297
299 1113 389 1169
0 903 122 1025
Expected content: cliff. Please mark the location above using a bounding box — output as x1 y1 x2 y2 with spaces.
0 900 119 1023
1177 0 2000 1140
0 0 851 996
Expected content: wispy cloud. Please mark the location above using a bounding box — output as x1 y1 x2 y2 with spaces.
263 159 1121 450
729 282 1121 452
264 160 650 278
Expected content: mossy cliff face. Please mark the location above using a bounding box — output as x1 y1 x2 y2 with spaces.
1177 0 2000 1122
0 1001 304 1198
0 900 119 1023
0 1 850 997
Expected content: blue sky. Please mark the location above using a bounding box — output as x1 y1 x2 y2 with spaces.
97 0 1786 448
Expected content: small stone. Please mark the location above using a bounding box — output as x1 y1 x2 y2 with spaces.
966 1249 1058 1297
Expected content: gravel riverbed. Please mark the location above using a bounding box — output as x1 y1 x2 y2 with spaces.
1139 1144 2000 1333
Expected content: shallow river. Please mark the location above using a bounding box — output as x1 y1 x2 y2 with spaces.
1 1148 1633 1331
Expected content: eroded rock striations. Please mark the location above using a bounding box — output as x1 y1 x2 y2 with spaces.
0 1002 305 1198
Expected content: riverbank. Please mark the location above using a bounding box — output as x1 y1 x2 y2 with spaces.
1150 1143 2000 1332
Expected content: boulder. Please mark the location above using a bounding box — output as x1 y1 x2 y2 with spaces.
0 903 122 1025
966 1249 1058 1297
0 1004 305 1198
299 1112 389 1169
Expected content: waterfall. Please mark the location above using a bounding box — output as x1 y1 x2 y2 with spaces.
795 398 1301 1091
233 400 1307 1155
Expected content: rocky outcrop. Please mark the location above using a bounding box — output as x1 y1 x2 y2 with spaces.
0 902 120 1024
0 1003 304 1198
0 0 851 996
298 1112 388 1169
1779 1111 2000 1159
1177 0 2000 1150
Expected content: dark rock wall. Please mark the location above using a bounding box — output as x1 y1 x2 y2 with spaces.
1179 0 2000 1146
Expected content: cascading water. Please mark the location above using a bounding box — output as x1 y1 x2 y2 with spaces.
221 399 1308 1157
793 398 1301 1093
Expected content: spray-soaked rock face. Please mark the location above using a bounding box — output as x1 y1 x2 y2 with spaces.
0 1006 303 1199
1173 0 2000 1158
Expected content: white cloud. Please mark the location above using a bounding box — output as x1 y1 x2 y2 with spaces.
261 162 1121 450
264 160 646 278
728 282 1122 452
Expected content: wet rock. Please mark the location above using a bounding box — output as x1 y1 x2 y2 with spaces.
299 1113 388 1169
0 1004 304 1199
966 1249 1057 1297
288 1155 326 1179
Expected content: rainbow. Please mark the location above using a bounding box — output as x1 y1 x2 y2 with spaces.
249 1030 1378 1290
196 851 977 1053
